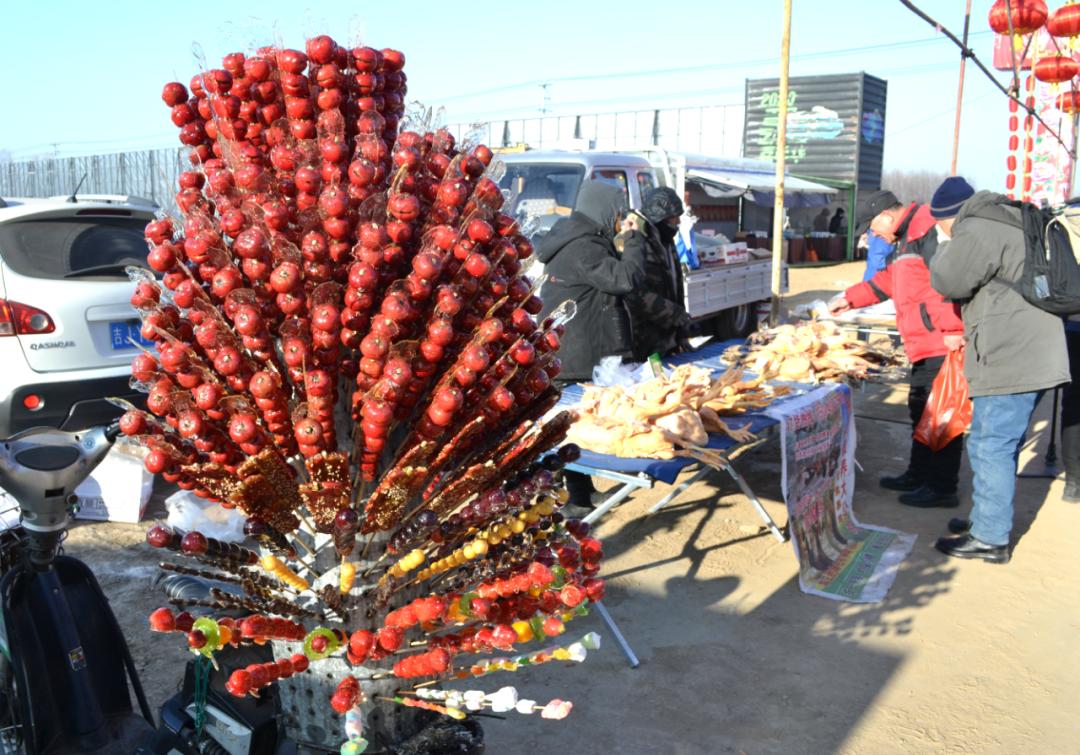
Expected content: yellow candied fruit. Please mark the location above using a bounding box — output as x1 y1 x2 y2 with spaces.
524 510 541 524
259 555 280 571
471 538 489 556
528 585 542 597
552 648 572 661
517 511 530 521
511 620 534 643
555 488 569 504
462 543 477 560
510 519 526 534
535 499 555 516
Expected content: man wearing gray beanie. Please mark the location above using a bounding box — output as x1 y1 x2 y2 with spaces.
930 181 1070 563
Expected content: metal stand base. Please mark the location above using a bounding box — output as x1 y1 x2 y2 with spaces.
594 601 639 668
646 461 786 543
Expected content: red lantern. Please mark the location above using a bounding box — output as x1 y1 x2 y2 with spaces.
1055 90 1080 112
1006 173 1018 190
988 0 1048 35
1048 3 1080 38
1034 55 1080 83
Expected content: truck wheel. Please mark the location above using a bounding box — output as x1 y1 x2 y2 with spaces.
716 304 756 340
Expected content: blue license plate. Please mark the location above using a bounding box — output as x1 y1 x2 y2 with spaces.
110 321 155 350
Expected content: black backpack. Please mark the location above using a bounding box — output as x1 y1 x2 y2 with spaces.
1003 200 1080 315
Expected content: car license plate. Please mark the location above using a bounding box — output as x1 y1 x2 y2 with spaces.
109 321 154 350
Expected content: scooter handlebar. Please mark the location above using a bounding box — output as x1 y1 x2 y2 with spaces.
0 424 120 538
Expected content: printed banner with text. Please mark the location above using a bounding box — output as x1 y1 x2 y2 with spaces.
769 384 915 602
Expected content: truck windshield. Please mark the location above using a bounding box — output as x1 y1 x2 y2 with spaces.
498 164 585 226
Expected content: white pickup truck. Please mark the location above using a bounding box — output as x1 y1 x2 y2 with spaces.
497 148 835 338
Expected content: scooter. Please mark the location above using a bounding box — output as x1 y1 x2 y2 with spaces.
0 422 155 753
0 424 285 755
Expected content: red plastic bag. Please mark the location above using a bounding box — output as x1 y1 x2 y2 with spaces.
914 347 972 451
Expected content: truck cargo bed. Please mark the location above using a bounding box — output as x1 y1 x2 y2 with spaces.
683 258 788 320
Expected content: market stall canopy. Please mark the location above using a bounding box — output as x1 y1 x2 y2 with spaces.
686 166 836 208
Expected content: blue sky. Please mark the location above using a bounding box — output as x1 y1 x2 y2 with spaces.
0 1 1040 191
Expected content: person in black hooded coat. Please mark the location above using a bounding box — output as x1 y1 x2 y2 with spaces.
626 186 693 360
537 181 648 382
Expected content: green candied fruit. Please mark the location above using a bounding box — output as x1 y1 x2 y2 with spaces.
303 627 340 661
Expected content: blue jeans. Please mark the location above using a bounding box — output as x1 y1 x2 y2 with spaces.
967 391 1042 546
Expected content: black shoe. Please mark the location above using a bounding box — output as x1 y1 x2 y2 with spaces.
879 471 922 492
935 534 1010 564
1065 480 1080 503
947 517 970 534
897 485 960 508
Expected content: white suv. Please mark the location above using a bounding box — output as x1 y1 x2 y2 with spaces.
0 194 156 437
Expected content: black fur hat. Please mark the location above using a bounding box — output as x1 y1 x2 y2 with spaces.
641 186 684 224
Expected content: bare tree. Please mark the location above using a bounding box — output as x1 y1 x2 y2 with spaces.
881 169 954 205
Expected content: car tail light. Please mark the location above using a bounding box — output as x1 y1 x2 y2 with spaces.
0 299 56 336
22 394 43 411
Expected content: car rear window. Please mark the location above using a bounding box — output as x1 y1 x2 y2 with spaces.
0 216 149 280
499 164 586 220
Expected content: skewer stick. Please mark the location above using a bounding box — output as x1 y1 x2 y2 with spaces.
297 512 319 536
358 532 376 563
289 534 316 557
359 551 389 578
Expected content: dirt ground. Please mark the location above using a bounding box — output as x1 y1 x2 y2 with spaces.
65 262 1080 754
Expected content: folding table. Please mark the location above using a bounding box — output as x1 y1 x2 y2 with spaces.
557 340 828 667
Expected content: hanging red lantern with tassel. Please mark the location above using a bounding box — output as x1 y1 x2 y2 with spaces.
1048 3 1080 38
988 0 1049 36
1034 54 1080 82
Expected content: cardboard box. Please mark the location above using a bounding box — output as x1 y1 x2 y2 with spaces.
73 446 154 524
718 242 749 264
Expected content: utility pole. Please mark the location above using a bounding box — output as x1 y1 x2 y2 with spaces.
950 0 973 175
769 0 792 326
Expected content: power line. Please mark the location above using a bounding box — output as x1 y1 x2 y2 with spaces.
897 0 1075 160
426 30 993 105
448 60 959 124
8 134 175 155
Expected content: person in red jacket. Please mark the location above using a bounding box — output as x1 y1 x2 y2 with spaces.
829 182 971 507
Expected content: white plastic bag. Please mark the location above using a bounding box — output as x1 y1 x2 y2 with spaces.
591 356 657 387
165 489 247 542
